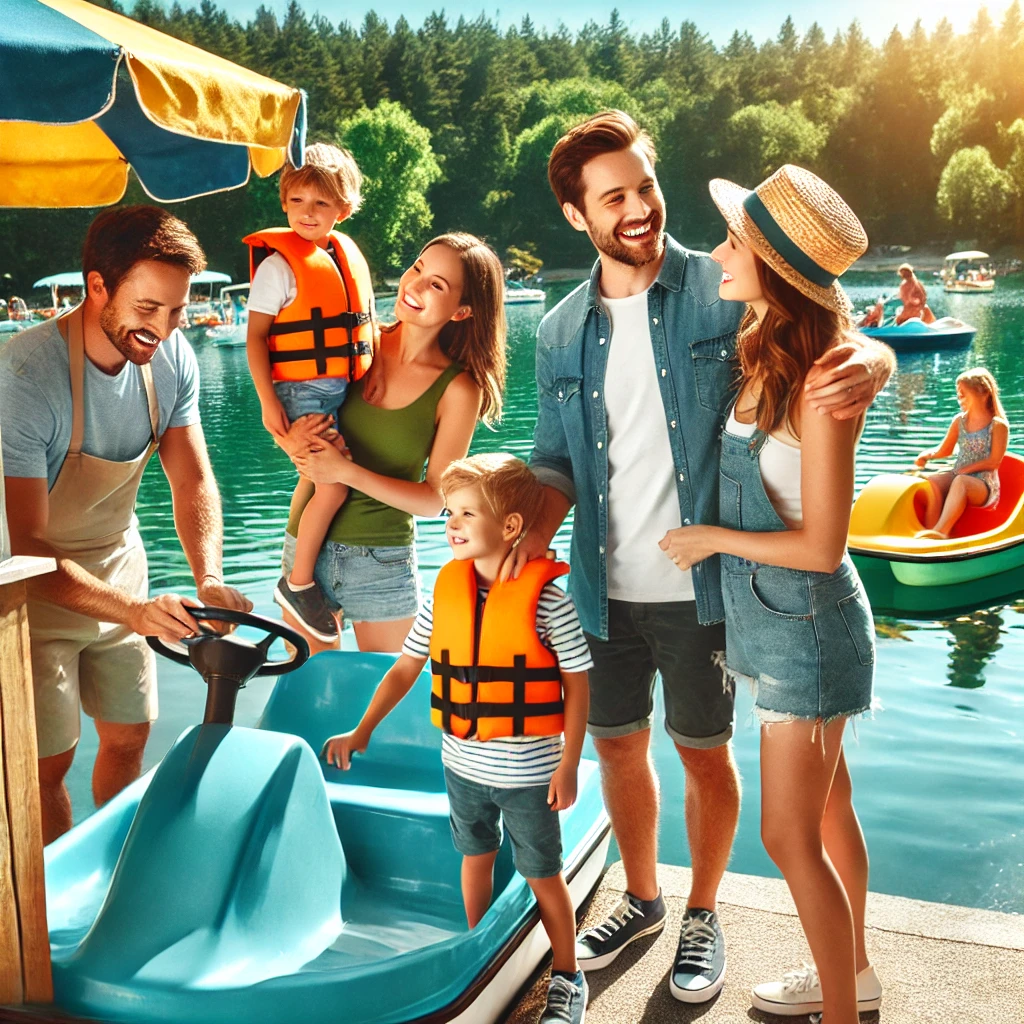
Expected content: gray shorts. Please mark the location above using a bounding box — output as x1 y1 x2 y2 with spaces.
585 600 733 748
281 531 419 623
444 767 563 879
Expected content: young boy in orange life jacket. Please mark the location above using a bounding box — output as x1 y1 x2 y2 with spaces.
323 454 592 1024
245 142 376 645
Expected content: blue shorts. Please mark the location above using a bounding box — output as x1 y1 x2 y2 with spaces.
281 531 419 624
444 767 563 879
273 378 348 423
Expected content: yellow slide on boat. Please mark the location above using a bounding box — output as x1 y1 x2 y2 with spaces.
848 454 1024 586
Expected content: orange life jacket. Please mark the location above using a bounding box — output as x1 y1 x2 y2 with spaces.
244 227 374 383
429 558 569 741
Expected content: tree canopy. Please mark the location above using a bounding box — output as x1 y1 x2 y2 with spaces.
2 2 1022 293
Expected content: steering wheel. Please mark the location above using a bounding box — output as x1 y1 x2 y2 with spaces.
146 606 310 678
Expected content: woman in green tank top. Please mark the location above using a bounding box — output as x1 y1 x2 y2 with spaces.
285 233 507 652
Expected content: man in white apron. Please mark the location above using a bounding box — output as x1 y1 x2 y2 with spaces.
1 206 251 842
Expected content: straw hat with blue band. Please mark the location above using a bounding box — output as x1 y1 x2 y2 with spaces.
709 165 868 315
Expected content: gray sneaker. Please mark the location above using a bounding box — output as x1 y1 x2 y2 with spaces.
669 908 726 1003
273 576 338 643
575 891 667 972
540 971 587 1024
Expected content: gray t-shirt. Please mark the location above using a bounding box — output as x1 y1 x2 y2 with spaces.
0 317 200 489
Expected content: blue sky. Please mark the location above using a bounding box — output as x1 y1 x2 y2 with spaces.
209 0 1008 45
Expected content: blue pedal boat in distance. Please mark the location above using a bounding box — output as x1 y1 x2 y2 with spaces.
859 316 976 352
27 608 611 1024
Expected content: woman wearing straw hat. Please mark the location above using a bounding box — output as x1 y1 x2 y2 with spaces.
659 166 883 1023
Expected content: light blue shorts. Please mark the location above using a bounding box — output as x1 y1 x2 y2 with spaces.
273 378 348 423
281 531 419 623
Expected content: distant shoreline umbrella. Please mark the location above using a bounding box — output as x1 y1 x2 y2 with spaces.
1 0 307 207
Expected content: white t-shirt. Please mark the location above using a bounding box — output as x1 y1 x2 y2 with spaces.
403 582 593 788
602 290 695 602
725 407 804 528
248 252 297 316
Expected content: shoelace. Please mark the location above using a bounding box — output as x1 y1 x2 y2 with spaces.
782 962 820 995
675 914 718 971
542 976 579 1023
580 898 641 943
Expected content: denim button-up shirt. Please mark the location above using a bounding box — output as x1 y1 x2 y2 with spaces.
529 234 744 639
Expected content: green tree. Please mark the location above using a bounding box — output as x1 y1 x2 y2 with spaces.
937 146 1013 241
722 101 827 183
338 101 442 277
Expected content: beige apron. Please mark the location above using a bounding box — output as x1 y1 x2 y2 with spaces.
28 307 161 758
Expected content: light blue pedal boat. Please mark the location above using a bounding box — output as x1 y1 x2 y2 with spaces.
39 609 611 1024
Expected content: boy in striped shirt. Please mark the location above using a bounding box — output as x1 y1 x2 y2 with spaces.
323 454 592 1024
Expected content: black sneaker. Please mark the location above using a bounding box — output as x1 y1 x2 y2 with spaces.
575 891 667 972
669 907 726 1003
273 576 338 643
539 971 587 1024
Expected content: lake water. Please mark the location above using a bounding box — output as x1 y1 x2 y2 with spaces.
66 270 1024 915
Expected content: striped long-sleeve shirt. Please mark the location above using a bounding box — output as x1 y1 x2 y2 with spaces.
402 582 593 788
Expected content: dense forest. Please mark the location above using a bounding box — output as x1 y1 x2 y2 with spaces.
2 1 1023 291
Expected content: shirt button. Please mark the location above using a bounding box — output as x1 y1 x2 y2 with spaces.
652 317 659 325
720 349 728 357
661 368 667 377
599 545 605 554
598 494 603 503
678 472 685 482
592 390 599 398
670 420 677 428
683 518 692 525
599 337 606 345
557 390 563 399
597 441 603 449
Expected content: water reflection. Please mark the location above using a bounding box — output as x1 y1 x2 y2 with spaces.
941 609 1005 689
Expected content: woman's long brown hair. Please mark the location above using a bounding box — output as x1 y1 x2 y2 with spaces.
737 256 852 435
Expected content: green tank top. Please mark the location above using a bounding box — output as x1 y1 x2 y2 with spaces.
287 361 465 547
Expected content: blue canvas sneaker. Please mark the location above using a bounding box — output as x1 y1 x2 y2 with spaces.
540 971 587 1024
669 907 726 1003
575 891 667 972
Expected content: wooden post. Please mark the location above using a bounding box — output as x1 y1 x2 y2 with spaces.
0 556 57 1006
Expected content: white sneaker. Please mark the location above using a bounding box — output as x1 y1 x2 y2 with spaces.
751 962 882 1016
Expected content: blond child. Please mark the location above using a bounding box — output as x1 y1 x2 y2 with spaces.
915 368 1009 538
323 454 591 1024
245 142 375 643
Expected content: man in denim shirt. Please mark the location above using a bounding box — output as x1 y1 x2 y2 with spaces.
509 112 892 1005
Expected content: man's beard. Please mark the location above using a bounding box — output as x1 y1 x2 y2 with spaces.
587 210 665 268
99 304 162 365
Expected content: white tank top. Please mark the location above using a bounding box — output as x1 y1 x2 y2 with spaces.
725 407 803 528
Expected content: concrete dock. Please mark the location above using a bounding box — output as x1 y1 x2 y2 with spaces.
508 862 1024 1024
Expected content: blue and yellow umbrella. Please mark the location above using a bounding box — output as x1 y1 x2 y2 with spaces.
1 0 307 207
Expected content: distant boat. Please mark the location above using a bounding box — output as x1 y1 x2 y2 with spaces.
942 251 995 293
504 280 545 305
859 316 976 351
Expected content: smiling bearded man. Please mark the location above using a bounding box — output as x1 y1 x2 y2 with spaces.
0 205 252 843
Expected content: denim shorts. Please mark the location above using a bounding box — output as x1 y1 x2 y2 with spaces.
444 767 563 879
585 600 733 749
721 555 875 722
273 378 349 422
281 531 419 623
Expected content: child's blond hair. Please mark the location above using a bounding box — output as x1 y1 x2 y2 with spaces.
957 368 1006 419
280 142 363 214
441 454 545 541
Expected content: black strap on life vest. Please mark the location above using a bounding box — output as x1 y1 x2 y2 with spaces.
268 308 373 376
431 651 563 737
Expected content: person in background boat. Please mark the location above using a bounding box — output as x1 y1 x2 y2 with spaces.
856 295 886 328
914 368 1008 539
323 454 592 1024
895 263 935 325
663 165 882 1024
512 111 893 1006
246 143 377 645
282 233 506 654
0 206 251 843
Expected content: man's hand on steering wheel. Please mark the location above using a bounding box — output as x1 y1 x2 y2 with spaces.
196 578 253 633
128 594 202 644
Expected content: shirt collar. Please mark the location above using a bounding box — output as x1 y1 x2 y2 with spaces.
586 232 688 308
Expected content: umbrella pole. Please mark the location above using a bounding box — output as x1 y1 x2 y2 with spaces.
0 553 55 1006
